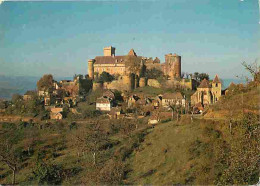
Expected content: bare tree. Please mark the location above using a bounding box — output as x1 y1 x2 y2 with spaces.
242 60 260 82
0 139 19 184
69 120 108 166
169 100 181 121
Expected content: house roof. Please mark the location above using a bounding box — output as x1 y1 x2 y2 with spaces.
96 97 111 104
24 90 36 95
213 75 221 83
162 92 183 99
198 79 212 88
153 57 160 63
136 98 147 105
94 56 125 64
128 49 137 56
103 90 115 99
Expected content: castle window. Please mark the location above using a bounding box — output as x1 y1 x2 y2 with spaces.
216 83 218 87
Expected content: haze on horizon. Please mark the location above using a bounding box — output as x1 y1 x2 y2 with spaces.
0 0 259 79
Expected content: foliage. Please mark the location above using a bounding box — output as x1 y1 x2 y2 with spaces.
193 72 209 81
98 72 115 83
79 78 93 96
32 160 63 185
145 68 164 79
125 55 142 75
37 74 54 91
242 61 260 83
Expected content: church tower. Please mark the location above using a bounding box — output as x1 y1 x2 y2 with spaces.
212 74 222 103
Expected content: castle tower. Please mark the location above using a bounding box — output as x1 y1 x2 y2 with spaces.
212 75 222 103
174 54 181 78
103 46 116 56
165 53 181 79
88 59 95 79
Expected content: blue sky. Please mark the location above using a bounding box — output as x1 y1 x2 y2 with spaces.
0 0 259 79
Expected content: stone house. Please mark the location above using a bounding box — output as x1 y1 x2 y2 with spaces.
109 107 123 119
23 90 35 101
127 95 140 108
50 107 63 120
96 97 112 111
161 92 184 107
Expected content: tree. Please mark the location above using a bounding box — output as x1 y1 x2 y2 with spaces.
0 138 20 184
145 68 163 79
98 72 115 83
73 74 83 80
198 73 209 81
12 94 22 103
125 55 142 76
37 74 54 91
193 72 209 81
33 159 63 185
69 121 108 166
194 72 199 81
242 61 260 83
169 101 181 121
84 121 108 166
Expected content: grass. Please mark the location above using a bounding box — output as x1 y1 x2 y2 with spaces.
126 120 202 184
205 86 260 119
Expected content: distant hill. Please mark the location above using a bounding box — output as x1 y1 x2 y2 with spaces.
0 75 72 99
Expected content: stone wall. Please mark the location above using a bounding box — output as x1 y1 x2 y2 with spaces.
147 79 161 88
103 75 134 91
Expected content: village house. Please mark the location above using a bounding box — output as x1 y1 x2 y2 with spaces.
127 95 140 108
96 97 112 111
50 107 63 120
161 92 184 107
109 107 123 119
23 90 36 101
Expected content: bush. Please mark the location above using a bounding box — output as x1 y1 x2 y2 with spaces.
32 161 64 185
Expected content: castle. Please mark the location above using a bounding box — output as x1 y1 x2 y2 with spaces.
88 46 182 80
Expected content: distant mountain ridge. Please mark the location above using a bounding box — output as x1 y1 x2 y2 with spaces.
0 75 72 99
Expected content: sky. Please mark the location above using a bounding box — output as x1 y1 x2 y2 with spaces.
0 0 259 79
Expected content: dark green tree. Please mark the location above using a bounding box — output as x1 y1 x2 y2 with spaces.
98 72 115 83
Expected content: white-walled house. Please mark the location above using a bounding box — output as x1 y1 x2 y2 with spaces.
96 97 112 111
161 92 184 107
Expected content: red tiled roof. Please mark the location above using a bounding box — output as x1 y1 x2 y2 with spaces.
198 79 211 88
96 97 111 104
213 75 221 83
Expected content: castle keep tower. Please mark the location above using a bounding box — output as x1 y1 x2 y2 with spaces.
88 59 95 79
165 53 181 79
103 46 116 56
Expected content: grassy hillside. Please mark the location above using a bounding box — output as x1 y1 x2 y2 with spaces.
125 85 260 185
126 119 202 184
205 85 259 119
